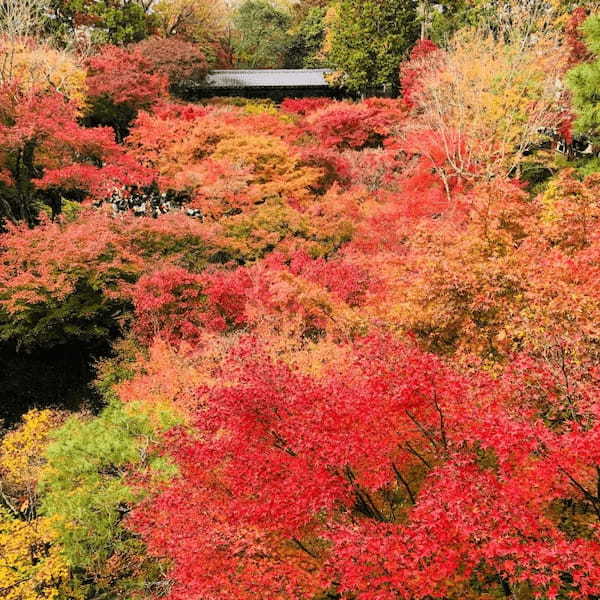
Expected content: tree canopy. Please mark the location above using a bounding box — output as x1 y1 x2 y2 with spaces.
2 3 600 600
567 13 600 140
232 0 293 68
326 0 419 94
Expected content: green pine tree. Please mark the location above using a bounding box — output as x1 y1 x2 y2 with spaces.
40 400 180 597
566 14 600 140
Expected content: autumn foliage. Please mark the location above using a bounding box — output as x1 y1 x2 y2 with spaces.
134 37 209 87
130 336 600 599
2 4 600 600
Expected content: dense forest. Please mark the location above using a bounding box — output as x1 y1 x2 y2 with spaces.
2 0 600 598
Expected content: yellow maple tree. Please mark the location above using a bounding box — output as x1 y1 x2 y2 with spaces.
0 38 87 108
0 410 78 600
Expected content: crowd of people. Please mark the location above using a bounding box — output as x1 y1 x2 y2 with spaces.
93 185 205 220
531 127 596 158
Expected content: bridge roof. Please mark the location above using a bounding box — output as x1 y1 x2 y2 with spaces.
199 69 332 89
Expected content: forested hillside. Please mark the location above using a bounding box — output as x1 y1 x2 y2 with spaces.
2 1 600 599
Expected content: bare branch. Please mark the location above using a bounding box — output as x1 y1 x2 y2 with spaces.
0 0 49 41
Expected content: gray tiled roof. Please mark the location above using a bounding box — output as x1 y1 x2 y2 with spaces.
201 69 332 89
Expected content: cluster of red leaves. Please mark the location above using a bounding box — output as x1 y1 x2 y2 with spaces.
0 84 152 201
130 335 600 600
304 98 407 150
131 249 374 346
133 37 209 86
86 45 169 109
280 97 334 116
133 267 225 345
36 160 153 199
565 7 594 68
399 39 441 109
